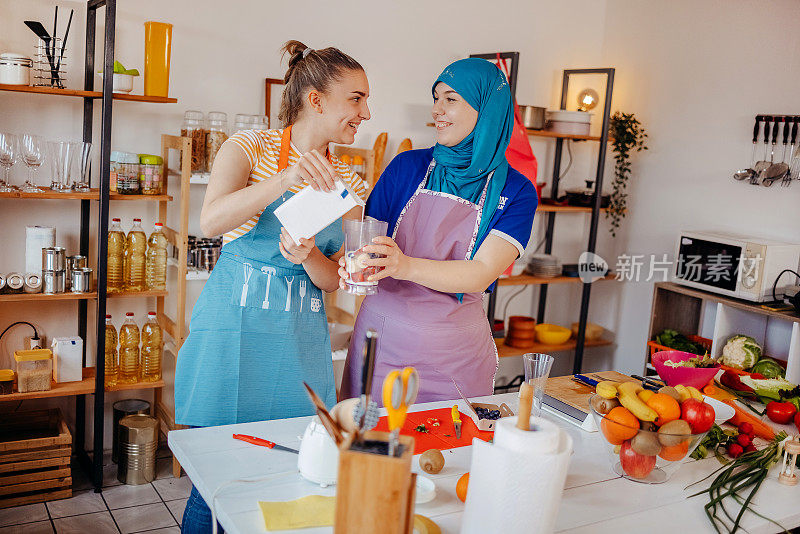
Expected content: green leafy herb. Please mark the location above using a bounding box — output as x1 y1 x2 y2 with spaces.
414 424 429 433
655 329 707 355
111 60 140 76
606 111 648 237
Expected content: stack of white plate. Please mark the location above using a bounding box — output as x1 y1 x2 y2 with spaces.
527 254 562 278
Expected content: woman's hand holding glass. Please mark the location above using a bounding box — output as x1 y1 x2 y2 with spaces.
282 150 338 193
279 227 316 264
338 236 409 289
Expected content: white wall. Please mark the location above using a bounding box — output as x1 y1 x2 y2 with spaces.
2 0 799 443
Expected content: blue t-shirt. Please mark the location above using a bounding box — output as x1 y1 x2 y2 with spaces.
366 148 538 292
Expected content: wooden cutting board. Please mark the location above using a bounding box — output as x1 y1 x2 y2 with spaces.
544 371 632 415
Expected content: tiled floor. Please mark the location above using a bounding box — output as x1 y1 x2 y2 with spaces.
0 446 190 534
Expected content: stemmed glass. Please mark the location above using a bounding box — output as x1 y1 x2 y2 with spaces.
20 134 45 193
0 133 18 192
48 140 76 192
73 141 92 192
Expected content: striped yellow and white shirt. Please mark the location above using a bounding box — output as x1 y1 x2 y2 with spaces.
224 129 368 245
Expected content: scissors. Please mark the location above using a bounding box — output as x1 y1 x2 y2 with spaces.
382 366 419 457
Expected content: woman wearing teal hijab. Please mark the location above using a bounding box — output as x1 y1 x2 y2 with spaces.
341 58 537 403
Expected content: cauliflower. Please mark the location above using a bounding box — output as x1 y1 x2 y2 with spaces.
721 334 761 370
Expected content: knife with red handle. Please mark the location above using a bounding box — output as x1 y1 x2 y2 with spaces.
232 434 299 454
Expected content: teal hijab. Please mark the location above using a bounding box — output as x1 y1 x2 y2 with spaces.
429 58 513 264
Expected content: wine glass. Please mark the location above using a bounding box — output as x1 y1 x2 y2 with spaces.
48 140 76 192
0 133 18 192
74 141 92 192
21 134 45 193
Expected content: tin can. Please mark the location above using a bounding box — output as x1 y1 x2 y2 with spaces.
70 268 92 293
0 273 5 292
43 270 65 294
6 272 24 293
42 247 66 271
66 255 87 290
24 273 42 293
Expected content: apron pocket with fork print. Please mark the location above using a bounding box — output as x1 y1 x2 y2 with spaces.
228 260 323 314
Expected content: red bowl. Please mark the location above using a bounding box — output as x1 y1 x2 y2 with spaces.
651 350 719 389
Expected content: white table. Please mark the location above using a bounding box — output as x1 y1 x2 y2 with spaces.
169 393 800 534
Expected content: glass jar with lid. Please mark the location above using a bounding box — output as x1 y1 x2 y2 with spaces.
138 154 164 195
0 53 32 85
205 111 228 173
111 151 140 194
181 110 206 173
252 115 270 131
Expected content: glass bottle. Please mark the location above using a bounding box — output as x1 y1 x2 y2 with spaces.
124 218 147 291
107 218 125 293
104 314 118 387
145 222 168 290
141 312 162 381
118 312 140 384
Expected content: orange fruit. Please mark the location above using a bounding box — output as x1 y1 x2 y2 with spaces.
601 407 639 445
456 472 469 502
645 393 681 426
659 440 689 461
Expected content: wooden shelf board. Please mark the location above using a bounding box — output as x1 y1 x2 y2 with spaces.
0 368 95 402
109 193 172 202
106 378 164 392
537 204 612 213
107 289 168 299
0 188 171 201
496 337 611 358
497 273 615 286
0 84 177 103
0 291 97 302
526 129 604 141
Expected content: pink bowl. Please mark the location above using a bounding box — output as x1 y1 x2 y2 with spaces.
651 350 719 389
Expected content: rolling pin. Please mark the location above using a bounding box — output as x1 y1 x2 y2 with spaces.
517 382 533 431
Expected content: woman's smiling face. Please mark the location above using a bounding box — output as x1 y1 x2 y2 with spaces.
314 68 371 145
432 82 478 147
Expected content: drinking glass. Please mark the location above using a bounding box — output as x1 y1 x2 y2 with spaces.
0 133 18 192
522 352 555 417
74 141 92 192
48 140 76 192
20 134 45 192
342 217 389 295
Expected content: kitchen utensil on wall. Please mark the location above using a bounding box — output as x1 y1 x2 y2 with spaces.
751 115 772 184
48 140 76 192
782 117 799 187
143 22 172 97
0 132 18 192
733 116 762 181
518 105 546 130
763 117 789 186
20 134 45 192
755 117 780 185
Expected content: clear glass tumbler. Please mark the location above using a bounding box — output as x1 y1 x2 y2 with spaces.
522 352 555 417
48 140 75 192
343 217 389 295
74 141 92 192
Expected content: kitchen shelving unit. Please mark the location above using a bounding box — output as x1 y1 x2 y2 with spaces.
0 0 177 494
487 68 617 376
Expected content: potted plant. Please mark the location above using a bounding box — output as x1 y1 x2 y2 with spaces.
606 112 647 237
98 60 140 93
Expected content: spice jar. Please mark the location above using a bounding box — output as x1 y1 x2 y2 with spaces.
14 349 53 393
138 154 163 194
205 112 228 173
0 369 13 394
111 151 140 194
233 114 251 133
181 110 206 173
0 53 32 85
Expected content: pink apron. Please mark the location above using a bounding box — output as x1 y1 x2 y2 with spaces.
341 161 498 404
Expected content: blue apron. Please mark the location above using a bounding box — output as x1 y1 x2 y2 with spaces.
175 131 340 427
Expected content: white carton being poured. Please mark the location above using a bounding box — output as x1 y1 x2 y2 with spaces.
274 180 365 245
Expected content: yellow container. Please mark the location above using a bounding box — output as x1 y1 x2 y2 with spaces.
143 21 172 97
14 349 53 393
534 323 572 345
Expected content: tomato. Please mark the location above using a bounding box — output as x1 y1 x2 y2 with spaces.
619 440 656 479
680 399 715 434
765 401 797 425
795 411 800 433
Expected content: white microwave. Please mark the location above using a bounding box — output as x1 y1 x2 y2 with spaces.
673 231 800 302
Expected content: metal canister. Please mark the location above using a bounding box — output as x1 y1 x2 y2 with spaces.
43 270 65 294
24 273 42 293
66 255 87 290
112 399 151 464
198 246 214 271
70 267 92 293
6 272 24 293
42 247 66 271
0 273 6 292
117 414 158 485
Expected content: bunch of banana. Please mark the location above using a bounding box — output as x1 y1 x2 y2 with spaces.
594 380 704 421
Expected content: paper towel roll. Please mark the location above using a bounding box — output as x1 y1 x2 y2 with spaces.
461 417 573 534
26 226 55 273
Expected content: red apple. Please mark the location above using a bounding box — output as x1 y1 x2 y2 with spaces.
619 440 657 479
680 399 715 434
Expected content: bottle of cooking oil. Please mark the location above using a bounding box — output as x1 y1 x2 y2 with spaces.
118 312 140 384
141 312 162 381
124 218 147 291
107 218 125 293
104 314 118 387
145 222 168 290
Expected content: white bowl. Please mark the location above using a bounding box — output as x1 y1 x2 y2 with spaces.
702 395 735 426
98 72 134 93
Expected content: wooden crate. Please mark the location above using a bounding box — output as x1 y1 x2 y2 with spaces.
0 409 72 508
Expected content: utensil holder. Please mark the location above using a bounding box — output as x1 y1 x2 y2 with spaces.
334 430 416 534
33 38 66 88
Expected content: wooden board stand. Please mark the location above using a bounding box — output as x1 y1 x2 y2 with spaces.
335 430 416 534
0 409 72 508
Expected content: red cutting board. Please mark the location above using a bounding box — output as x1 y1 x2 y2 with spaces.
374 407 495 454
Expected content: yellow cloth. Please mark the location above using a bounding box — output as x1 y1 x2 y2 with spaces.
258 495 440 533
